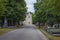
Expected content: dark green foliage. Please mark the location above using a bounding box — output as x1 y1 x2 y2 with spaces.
33 0 60 26
0 0 27 27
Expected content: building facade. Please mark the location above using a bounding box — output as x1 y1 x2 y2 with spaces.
23 13 32 24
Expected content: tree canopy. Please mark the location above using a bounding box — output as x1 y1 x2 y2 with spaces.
33 0 60 26
0 0 27 26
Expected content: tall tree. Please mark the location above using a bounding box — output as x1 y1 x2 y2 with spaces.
0 0 27 27
33 0 60 27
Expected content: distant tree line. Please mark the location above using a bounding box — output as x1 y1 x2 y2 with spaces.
0 0 27 28
33 0 60 27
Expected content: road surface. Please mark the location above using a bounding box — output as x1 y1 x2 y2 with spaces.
0 24 48 40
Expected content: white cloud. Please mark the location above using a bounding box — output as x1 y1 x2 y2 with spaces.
26 4 33 8
26 5 35 12
25 0 36 12
25 0 36 4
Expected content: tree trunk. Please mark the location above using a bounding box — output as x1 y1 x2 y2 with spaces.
39 22 40 28
16 22 19 28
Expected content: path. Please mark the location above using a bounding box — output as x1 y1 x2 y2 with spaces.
0 24 48 40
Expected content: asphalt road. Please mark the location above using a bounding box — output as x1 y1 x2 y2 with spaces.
0 24 48 40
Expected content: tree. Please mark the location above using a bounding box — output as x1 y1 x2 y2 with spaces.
0 0 27 28
33 0 60 28
0 0 8 27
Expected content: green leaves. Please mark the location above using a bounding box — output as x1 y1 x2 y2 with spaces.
33 0 60 24
0 0 7 16
0 0 27 24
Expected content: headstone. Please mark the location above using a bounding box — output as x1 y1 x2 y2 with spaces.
3 17 8 28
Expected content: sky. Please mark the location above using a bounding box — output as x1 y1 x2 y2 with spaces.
25 0 36 12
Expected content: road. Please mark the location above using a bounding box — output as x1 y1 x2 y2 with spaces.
0 24 48 40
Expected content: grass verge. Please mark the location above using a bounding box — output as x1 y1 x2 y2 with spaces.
0 28 16 35
40 29 60 40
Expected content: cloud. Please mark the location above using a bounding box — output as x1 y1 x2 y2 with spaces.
25 0 36 4
27 5 35 12
26 4 33 8
25 0 36 12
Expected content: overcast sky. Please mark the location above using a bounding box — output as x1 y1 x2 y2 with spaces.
25 0 36 12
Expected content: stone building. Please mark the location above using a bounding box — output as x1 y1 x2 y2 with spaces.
23 13 32 24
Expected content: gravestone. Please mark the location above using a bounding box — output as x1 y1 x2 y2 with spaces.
3 17 8 28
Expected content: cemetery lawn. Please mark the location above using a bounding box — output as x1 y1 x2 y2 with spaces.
0 28 15 35
40 29 60 40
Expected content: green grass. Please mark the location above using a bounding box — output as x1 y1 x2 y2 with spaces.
40 29 60 40
0 28 15 35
